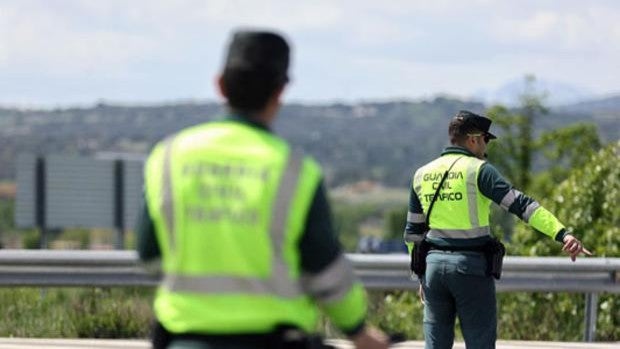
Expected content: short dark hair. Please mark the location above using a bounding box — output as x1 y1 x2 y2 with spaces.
449 116 470 145
221 68 287 112
220 30 290 113
448 110 496 145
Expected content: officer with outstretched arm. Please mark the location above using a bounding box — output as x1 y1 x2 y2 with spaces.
403 110 591 349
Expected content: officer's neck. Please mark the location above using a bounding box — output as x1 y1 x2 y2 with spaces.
450 142 485 160
259 93 281 126
229 94 281 128
229 108 277 129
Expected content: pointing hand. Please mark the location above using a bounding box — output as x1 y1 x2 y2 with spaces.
562 234 592 262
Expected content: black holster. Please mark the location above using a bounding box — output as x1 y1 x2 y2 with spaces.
410 238 431 278
484 238 506 280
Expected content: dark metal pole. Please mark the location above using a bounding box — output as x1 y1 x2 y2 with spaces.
35 157 47 249
114 160 125 249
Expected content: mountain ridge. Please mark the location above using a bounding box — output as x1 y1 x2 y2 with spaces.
0 96 617 187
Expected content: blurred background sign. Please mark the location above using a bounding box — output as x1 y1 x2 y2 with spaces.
15 154 144 248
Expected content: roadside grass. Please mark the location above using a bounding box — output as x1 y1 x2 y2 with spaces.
0 287 153 338
0 287 617 341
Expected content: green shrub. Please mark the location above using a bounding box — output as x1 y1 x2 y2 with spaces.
367 290 424 339
68 288 153 338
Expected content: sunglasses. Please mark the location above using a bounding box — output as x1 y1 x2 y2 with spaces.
468 133 491 144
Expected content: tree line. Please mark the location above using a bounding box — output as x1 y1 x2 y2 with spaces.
0 94 617 187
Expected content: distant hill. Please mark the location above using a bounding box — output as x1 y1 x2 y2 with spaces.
556 95 620 114
474 78 592 107
0 96 617 187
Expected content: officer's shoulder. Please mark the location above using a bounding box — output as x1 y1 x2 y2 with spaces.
146 138 170 161
416 157 441 173
477 161 505 179
302 154 320 170
478 160 497 172
469 156 487 167
288 148 321 176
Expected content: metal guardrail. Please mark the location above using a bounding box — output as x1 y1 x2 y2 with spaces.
0 250 618 291
0 250 618 341
0 250 155 287
348 254 620 293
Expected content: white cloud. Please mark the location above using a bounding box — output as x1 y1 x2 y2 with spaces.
0 2 159 76
508 12 560 40
491 4 620 52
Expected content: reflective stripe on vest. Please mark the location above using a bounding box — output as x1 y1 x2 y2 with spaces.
427 226 490 239
407 212 425 223
465 158 480 228
161 143 306 299
300 254 356 303
161 135 176 251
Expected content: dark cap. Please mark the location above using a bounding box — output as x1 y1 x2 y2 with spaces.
454 110 497 140
223 30 290 82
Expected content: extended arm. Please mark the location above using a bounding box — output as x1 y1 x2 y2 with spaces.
298 181 389 348
477 163 591 260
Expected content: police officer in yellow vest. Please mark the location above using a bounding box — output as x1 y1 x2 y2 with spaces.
136 30 390 349
403 110 591 349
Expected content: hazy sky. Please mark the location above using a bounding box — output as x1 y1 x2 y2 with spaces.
1 0 619 107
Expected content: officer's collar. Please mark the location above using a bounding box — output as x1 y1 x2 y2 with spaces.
225 113 272 133
441 146 477 157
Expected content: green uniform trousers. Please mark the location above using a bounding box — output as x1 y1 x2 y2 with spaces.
422 250 497 349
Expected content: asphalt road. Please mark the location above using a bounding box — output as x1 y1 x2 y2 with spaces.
0 339 618 349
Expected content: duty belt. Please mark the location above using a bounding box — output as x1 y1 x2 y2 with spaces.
428 243 487 253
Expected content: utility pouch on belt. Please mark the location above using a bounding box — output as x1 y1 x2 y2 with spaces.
484 237 506 280
409 157 463 278
411 235 430 277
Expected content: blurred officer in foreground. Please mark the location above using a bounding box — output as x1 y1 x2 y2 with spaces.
403 110 591 349
136 29 390 349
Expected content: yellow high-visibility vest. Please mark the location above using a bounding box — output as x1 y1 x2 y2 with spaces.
413 154 492 239
145 120 365 334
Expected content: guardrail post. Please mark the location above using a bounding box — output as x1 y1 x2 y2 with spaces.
584 292 598 342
